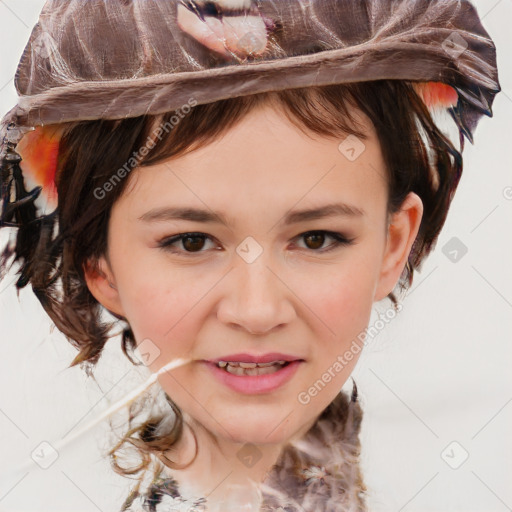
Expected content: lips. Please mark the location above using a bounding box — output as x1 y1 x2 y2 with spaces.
206 353 305 364
176 1 268 60
203 359 303 394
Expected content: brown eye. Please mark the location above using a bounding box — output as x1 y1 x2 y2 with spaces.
295 230 355 253
303 232 326 250
158 232 216 253
182 234 207 252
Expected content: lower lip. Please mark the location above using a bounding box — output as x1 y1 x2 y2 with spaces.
202 360 303 394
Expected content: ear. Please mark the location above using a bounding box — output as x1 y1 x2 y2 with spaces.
83 255 126 318
373 192 424 302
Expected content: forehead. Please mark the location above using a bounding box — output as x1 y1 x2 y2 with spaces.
118 103 387 221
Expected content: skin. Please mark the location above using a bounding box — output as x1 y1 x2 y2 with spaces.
84 101 423 506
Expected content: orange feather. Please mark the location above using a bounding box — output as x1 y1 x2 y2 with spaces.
413 81 458 109
16 125 63 210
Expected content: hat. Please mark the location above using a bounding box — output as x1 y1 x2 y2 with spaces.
0 0 501 218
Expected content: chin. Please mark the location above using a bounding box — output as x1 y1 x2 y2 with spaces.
229 430 288 446
221 417 299 446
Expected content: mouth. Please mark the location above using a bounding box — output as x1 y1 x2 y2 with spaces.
199 352 305 394
212 360 296 376
203 352 305 377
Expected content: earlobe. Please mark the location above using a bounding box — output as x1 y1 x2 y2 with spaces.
374 192 424 302
83 256 126 317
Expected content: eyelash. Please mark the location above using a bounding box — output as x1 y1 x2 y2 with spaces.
157 230 355 255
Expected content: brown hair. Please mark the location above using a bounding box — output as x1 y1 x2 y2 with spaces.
0 80 462 488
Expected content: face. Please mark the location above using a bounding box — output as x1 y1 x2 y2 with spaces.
86 102 422 446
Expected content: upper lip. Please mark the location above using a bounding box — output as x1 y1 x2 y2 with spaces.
205 353 304 364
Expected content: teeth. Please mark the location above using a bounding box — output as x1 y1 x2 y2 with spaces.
215 360 289 376
255 362 277 368
239 362 257 369
216 360 286 368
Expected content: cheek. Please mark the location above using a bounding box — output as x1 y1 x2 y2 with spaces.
306 282 372 352
127 282 196 327
294 254 379 337
114 260 228 371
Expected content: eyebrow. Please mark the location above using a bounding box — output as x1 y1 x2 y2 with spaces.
138 202 365 226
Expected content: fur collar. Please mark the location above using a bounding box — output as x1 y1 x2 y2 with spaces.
121 379 367 511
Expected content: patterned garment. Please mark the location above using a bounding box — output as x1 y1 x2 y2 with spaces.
121 381 367 512
122 476 207 511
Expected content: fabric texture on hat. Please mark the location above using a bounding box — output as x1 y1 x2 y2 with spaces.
0 0 500 136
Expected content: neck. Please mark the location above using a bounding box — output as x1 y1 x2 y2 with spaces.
156 387 367 511
160 411 320 508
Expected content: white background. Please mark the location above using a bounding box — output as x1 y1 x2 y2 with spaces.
0 1 511 511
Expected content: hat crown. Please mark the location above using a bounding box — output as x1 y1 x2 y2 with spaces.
9 0 499 137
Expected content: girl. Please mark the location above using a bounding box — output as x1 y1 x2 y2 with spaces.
0 1 500 511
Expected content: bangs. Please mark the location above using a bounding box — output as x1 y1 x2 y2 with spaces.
134 85 371 171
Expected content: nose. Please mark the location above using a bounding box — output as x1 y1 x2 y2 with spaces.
216 254 295 335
